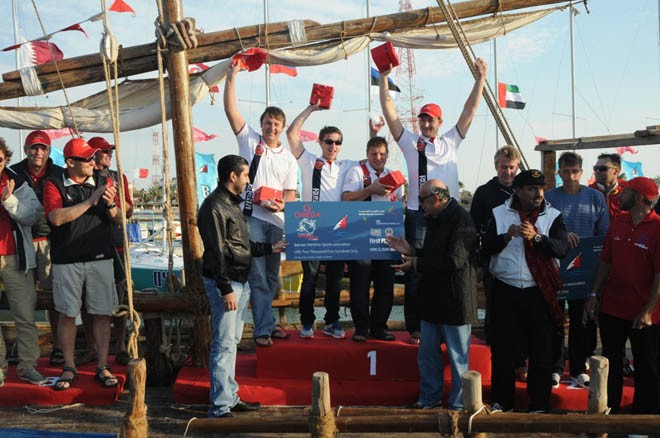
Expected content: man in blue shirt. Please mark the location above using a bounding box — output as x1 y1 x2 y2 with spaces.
545 152 609 389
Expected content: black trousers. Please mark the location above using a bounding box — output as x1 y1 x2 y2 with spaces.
551 300 597 376
599 312 660 414
348 260 395 336
299 260 344 326
403 209 425 334
490 279 554 412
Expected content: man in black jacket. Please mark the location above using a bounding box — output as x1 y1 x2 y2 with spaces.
198 154 286 418
387 179 477 410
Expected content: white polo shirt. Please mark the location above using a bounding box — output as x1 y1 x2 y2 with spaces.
343 161 404 202
236 124 298 229
397 126 463 210
297 149 357 202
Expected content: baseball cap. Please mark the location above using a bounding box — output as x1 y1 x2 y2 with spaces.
25 130 51 148
87 136 115 152
513 169 546 187
418 103 442 120
63 138 99 160
619 177 659 201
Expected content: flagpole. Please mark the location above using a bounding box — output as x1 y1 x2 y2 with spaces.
366 0 372 128
264 0 271 107
570 1 576 139
493 39 499 150
11 0 24 159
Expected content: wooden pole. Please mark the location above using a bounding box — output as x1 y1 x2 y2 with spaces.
162 0 210 368
588 355 609 415
461 370 486 438
541 149 557 189
185 413 660 435
310 372 337 438
119 358 148 438
0 0 571 100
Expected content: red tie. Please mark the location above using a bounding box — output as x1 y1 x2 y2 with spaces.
429 137 435 143
326 160 333 166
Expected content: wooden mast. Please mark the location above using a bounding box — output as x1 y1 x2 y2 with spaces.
161 0 210 367
0 0 570 100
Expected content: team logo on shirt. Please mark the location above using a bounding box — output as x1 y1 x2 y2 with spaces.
634 235 650 250
416 137 426 152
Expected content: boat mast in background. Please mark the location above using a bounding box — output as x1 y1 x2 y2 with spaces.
264 0 271 106
493 39 499 150
11 0 24 159
570 1 576 138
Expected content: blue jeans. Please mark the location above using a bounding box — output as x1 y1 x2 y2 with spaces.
247 216 282 338
299 260 345 327
204 277 250 418
418 320 471 410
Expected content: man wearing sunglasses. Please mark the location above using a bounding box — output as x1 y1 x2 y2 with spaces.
589 153 623 219
287 103 359 340
42 138 121 391
386 179 477 410
379 59 488 344
11 130 64 368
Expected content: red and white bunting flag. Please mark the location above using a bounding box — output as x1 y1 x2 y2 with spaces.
615 145 639 155
270 64 298 77
44 127 76 140
189 63 210 74
299 130 318 143
59 23 88 38
109 0 136 14
193 128 217 143
134 168 149 179
535 136 548 144
29 41 64 65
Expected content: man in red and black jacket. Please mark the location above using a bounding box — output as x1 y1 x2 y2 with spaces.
11 130 64 367
589 153 623 219
42 138 121 391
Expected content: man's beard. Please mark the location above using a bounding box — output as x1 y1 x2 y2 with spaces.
621 196 635 211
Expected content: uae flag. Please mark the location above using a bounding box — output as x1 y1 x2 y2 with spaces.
497 82 526 110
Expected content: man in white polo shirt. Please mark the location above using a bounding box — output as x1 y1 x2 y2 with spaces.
224 63 298 347
378 58 488 344
286 103 357 339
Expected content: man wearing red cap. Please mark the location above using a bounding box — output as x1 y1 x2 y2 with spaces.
378 58 488 343
42 138 121 390
586 176 660 414
0 137 47 387
11 130 65 367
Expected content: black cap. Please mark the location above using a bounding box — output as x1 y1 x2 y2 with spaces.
513 169 546 188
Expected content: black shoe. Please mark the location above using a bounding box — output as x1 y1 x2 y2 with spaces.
370 331 395 341
217 412 233 418
232 400 261 412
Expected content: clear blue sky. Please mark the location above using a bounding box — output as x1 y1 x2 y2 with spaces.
0 0 658 192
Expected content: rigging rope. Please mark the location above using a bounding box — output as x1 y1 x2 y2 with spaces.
435 0 529 170
99 0 140 362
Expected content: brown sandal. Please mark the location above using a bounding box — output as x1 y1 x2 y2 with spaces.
271 329 290 340
255 336 273 347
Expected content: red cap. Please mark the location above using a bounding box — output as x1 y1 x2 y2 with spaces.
87 136 115 152
418 103 442 120
620 177 659 201
63 138 99 160
25 130 51 148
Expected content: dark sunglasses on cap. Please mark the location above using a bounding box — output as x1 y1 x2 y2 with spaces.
593 165 615 172
322 139 342 146
71 156 96 163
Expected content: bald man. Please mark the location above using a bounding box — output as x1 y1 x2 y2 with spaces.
387 179 477 410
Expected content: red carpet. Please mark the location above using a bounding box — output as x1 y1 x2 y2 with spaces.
0 357 127 406
174 330 635 410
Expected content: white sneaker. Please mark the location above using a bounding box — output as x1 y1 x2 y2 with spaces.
573 373 590 389
299 325 314 339
551 373 561 389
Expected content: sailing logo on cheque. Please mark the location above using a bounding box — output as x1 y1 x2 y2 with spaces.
295 204 321 240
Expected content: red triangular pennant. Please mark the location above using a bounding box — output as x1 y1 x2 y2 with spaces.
109 0 136 14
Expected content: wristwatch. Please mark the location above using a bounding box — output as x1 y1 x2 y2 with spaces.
533 234 542 244
106 202 117 209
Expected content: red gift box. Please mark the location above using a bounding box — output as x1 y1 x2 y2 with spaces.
253 186 282 206
232 48 267 72
379 170 406 191
371 41 400 73
309 83 334 109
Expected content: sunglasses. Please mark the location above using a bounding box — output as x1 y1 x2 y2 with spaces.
593 165 615 172
71 156 95 163
418 193 436 203
322 139 343 146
